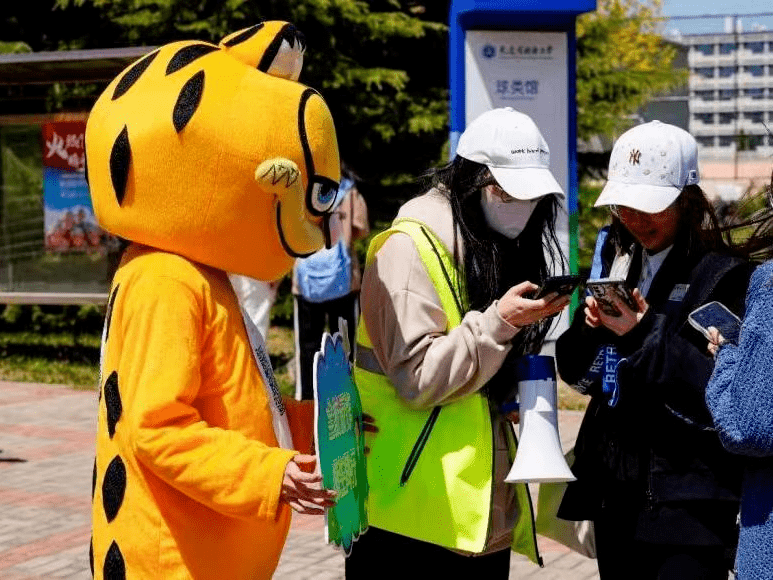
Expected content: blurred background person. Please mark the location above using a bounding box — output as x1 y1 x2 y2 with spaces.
293 163 369 400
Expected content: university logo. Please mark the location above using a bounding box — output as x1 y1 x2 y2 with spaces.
482 44 496 59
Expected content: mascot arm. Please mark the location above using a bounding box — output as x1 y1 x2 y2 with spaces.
120 274 297 520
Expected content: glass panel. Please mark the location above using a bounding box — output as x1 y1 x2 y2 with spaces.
719 43 737 55
695 44 715 56
0 125 112 293
743 42 764 54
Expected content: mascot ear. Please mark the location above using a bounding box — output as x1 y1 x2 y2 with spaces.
221 22 306 81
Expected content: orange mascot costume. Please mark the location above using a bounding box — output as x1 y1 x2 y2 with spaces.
86 22 340 579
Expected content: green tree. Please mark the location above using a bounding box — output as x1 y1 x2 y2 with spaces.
576 0 685 141
5 0 686 221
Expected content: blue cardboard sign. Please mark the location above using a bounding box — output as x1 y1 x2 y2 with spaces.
313 331 368 554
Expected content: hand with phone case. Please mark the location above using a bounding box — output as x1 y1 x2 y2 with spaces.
584 281 648 336
689 301 742 356
533 275 585 300
497 280 572 328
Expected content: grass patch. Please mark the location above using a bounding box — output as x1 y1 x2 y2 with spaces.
0 355 99 390
558 380 589 411
0 331 100 390
266 325 296 397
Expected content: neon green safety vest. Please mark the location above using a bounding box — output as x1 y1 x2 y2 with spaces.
354 217 541 562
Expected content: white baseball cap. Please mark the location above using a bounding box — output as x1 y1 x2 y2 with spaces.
456 107 565 200
595 120 700 214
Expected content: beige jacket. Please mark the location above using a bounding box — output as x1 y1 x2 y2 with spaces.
360 188 521 554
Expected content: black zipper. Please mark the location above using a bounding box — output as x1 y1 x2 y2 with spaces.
398 223 465 487
400 406 441 486
418 225 465 316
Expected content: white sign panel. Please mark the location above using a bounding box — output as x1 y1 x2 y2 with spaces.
465 30 571 337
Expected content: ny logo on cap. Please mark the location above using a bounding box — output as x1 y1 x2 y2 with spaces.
629 149 641 165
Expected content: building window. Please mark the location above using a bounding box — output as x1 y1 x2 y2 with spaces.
694 44 715 56
744 42 765 54
744 65 765 77
696 136 715 147
748 135 765 149
694 67 715 79
694 113 715 124
719 66 737 78
744 88 765 100
719 43 737 55
744 112 765 123
719 136 735 147
694 90 715 101
718 89 736 100
718 112 737 124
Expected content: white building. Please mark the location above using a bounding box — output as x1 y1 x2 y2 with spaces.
682 29 773 197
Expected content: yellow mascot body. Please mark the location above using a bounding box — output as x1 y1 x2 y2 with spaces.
87 22 339 580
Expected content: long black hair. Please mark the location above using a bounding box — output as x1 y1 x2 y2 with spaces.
421 156 566 355
608 184 732 259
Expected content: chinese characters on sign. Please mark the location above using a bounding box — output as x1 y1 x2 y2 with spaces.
314 332 368 555
496 44 554 57
332 449 357 500
327 393 353 441
494 79 539 99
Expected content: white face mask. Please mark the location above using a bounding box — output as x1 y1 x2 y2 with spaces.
480 187 541 239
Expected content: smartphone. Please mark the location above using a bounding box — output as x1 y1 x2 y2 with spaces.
533 275 585 299
688 301 742 345
586 279 638 316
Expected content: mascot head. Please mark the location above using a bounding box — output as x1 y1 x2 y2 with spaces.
85 22 340 281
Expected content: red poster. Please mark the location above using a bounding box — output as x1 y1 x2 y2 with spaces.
42 121 86 171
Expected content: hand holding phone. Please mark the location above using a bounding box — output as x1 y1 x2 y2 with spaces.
533 275 585 300
688 301 742 345
586 279 639 317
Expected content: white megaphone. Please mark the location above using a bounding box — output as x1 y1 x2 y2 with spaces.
505 354 575 484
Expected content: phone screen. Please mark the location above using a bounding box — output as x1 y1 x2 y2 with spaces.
689 302 742 344
586 280 638 316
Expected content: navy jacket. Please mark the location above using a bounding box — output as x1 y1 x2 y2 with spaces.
556 230 751 547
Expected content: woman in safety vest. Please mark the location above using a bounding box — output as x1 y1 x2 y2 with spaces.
347 107 570 578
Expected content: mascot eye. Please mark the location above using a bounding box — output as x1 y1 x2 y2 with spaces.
307 176 339 215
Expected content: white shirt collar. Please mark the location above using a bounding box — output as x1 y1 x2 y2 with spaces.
639 244 673 297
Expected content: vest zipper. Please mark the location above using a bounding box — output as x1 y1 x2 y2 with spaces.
483 401 497 551
400 406 442 486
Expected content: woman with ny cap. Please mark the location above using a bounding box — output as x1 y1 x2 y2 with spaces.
556 121 751 579
348 108 570 577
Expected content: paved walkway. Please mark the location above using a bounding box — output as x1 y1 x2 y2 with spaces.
0 381 598 579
